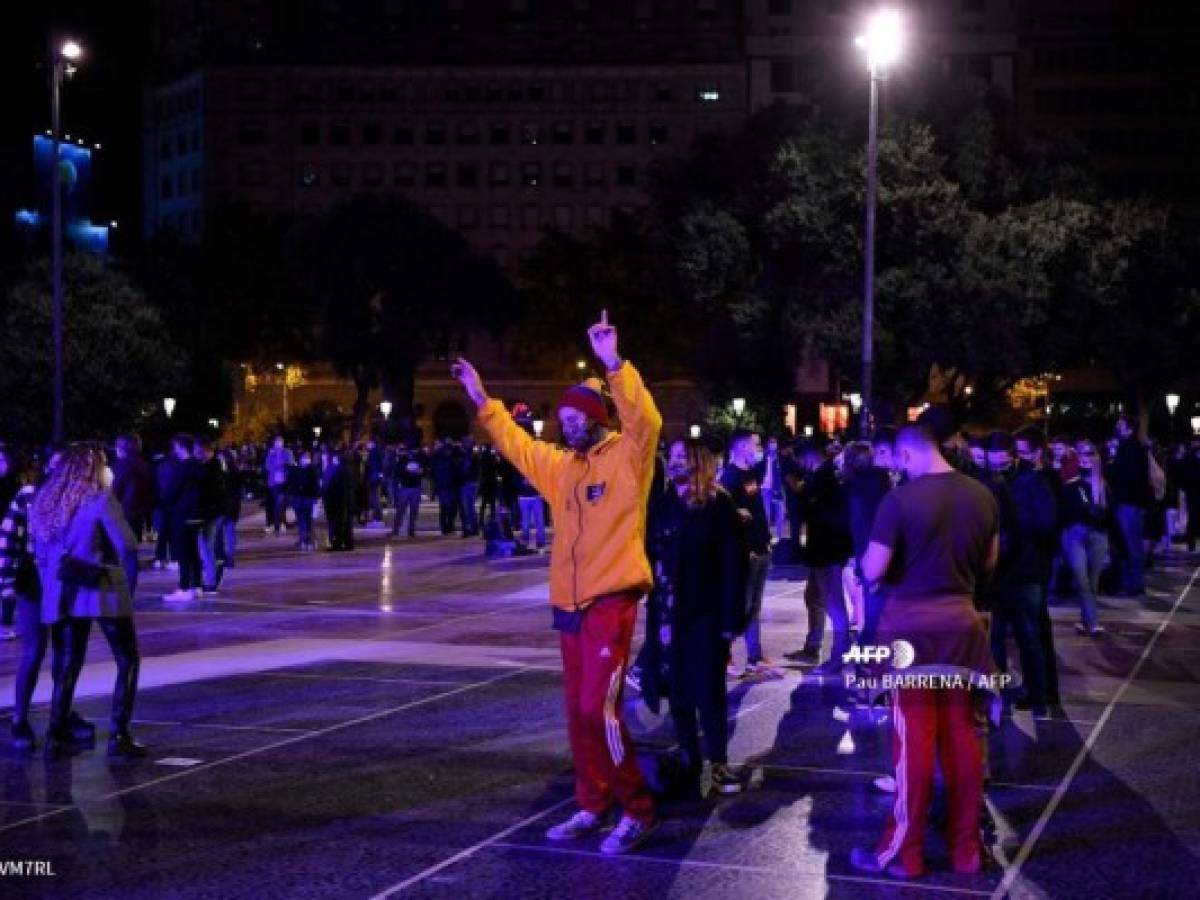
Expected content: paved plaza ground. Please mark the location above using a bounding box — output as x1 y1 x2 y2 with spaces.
2 505 1198 899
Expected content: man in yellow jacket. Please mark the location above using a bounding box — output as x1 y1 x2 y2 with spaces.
452 311 661 855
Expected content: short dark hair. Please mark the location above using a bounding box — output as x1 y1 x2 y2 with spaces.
895 424 938 453
729 428 757 451
1014 427 1045 451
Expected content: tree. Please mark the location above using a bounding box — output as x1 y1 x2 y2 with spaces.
287 194 520 438
0 255 188 441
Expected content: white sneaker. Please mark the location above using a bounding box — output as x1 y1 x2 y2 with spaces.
162 589 193 603
151 559 164 571
599 815 658 855
545 810 606 842
167 561 179 572
873 775 897 793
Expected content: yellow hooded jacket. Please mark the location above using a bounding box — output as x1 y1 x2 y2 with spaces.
477 361 662 612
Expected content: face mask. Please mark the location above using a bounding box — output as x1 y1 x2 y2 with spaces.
666 462 691 484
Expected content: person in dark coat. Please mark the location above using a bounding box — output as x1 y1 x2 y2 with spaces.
477 445 500 525
218 448 243 568
322 451 357 551
642 438 746 795
286 451 322 551
843 440 893 648
112 435 154 543
161 435 203 602
429 440 460 535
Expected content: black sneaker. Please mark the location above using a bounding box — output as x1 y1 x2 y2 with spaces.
10 720 36 750
107 730 148 759
67 711 96 742
784 647 821 666
711 763 742 795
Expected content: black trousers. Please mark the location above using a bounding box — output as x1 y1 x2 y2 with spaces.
169 517 202 590
13 597 50 725
49 616 140 733
437 489 458 534
326 502 354 550
668 624 731 767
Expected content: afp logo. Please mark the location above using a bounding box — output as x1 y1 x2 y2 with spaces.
842 640 916 669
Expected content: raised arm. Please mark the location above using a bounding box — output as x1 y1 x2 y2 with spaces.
590 310 662 473
453 358 567 504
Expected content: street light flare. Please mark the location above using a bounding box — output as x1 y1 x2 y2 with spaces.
855 9 904 74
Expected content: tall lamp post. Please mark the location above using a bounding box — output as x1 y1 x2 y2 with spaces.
854 10 903 434
50 37 84 442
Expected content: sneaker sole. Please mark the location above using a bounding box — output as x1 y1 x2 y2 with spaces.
600 821 659 856
714 783 743 795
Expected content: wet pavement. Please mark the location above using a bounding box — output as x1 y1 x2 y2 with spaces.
2 506 1198 899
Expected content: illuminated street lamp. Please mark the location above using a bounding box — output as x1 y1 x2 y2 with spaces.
380 401 393 419
1191 416 1200 436
50 36 86 441
854 8 904 433
847 393 863 414
532 419 545 438
731 397 746 416
576 360 587 372
208 418 219 430
1166 394 1181 416
313 426 322 438
689 424 702 439
163 397 176 418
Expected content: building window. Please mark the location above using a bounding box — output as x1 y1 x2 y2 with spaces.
696 0 717 18
362 122 383 144
521 122 541 145
486 84 503 103
457 163 479 187
635 0 654 22
490 162 511 186
552 123 573 145
616 122 637 145
553 161 573 187
161 176 173 198
507 85 524 102
393 123 414 145
528 83 545 102
300 122 321 145
769 0 792 14
521 162 541 187
191 168 201 192
237 78 267 101
330 122 352 145
616 164 637 187
592 82 611 102
161 138 172 161
426 162 448 187
393 162 416 187
770 59 796 93
380 84 398 102
457 122 481 145
697 85 721 102
458 205 479 229
237 161 267 186
654 84 673 102
649 123 669 145
177 133 189 155
554 205 573 229
489 123 511 145
521 204 540 228
177 171 188 194
191 130 200 151
586 205 605 226
584 163 605 187
426 121 447 145
331 162 352 187
363 162 384 186
237 122 267 145
490 205 510 226
961 0 986 12
299 164 320 188
585 123 605 144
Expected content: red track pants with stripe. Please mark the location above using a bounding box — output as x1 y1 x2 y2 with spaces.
560 593 655 825
874 686 984 877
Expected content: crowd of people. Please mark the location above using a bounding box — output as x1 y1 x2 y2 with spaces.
1 319 1196 875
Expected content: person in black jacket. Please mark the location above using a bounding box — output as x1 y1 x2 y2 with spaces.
194 437 227 595
477 445 500 525
162 435 203 602
842 440 893 649
1061 443 1111 635
286 451 322 551
322 450 357 551
429 440 460 536
1107 415 1152 597
458 438 481 537
218 448 243 568
784 441 852 673
390 444 426 538
983 432 1058 718
643 438 746 795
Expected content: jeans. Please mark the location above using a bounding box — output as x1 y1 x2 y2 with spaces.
197 518 224 589
740 553 770 664
1115 505 1146 594
12 596 49 725
519 496 546 547
762 488 786 541
392 486 422 535
153 508 171 563
1062 524 1108 630
437 489 459 534
220 518 238 564
990 583 1047 712
805 563 850 663
460 482 479 534
267 485 287 531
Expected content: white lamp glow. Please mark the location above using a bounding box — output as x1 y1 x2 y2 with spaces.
380 401 393 419
689 424 701 439
1166 393 1181 415
533 419 545 438
163 397 176 418
60 40 84 61
731 397 746 415
855 9 904 74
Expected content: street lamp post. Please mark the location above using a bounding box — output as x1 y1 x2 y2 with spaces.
854 10 903 435
50 37 83 442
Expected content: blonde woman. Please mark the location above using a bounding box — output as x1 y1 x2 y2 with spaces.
29 444 145 758
1060 444 1110 636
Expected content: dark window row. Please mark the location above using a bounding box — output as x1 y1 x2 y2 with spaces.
295 160 639 190
296 120 672 147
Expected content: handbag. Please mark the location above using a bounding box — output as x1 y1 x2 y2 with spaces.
57 554 107 590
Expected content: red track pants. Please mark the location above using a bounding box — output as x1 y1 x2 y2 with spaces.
560 593 655 824
873 687 984 877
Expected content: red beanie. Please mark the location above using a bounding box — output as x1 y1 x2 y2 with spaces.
557 378 609 427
